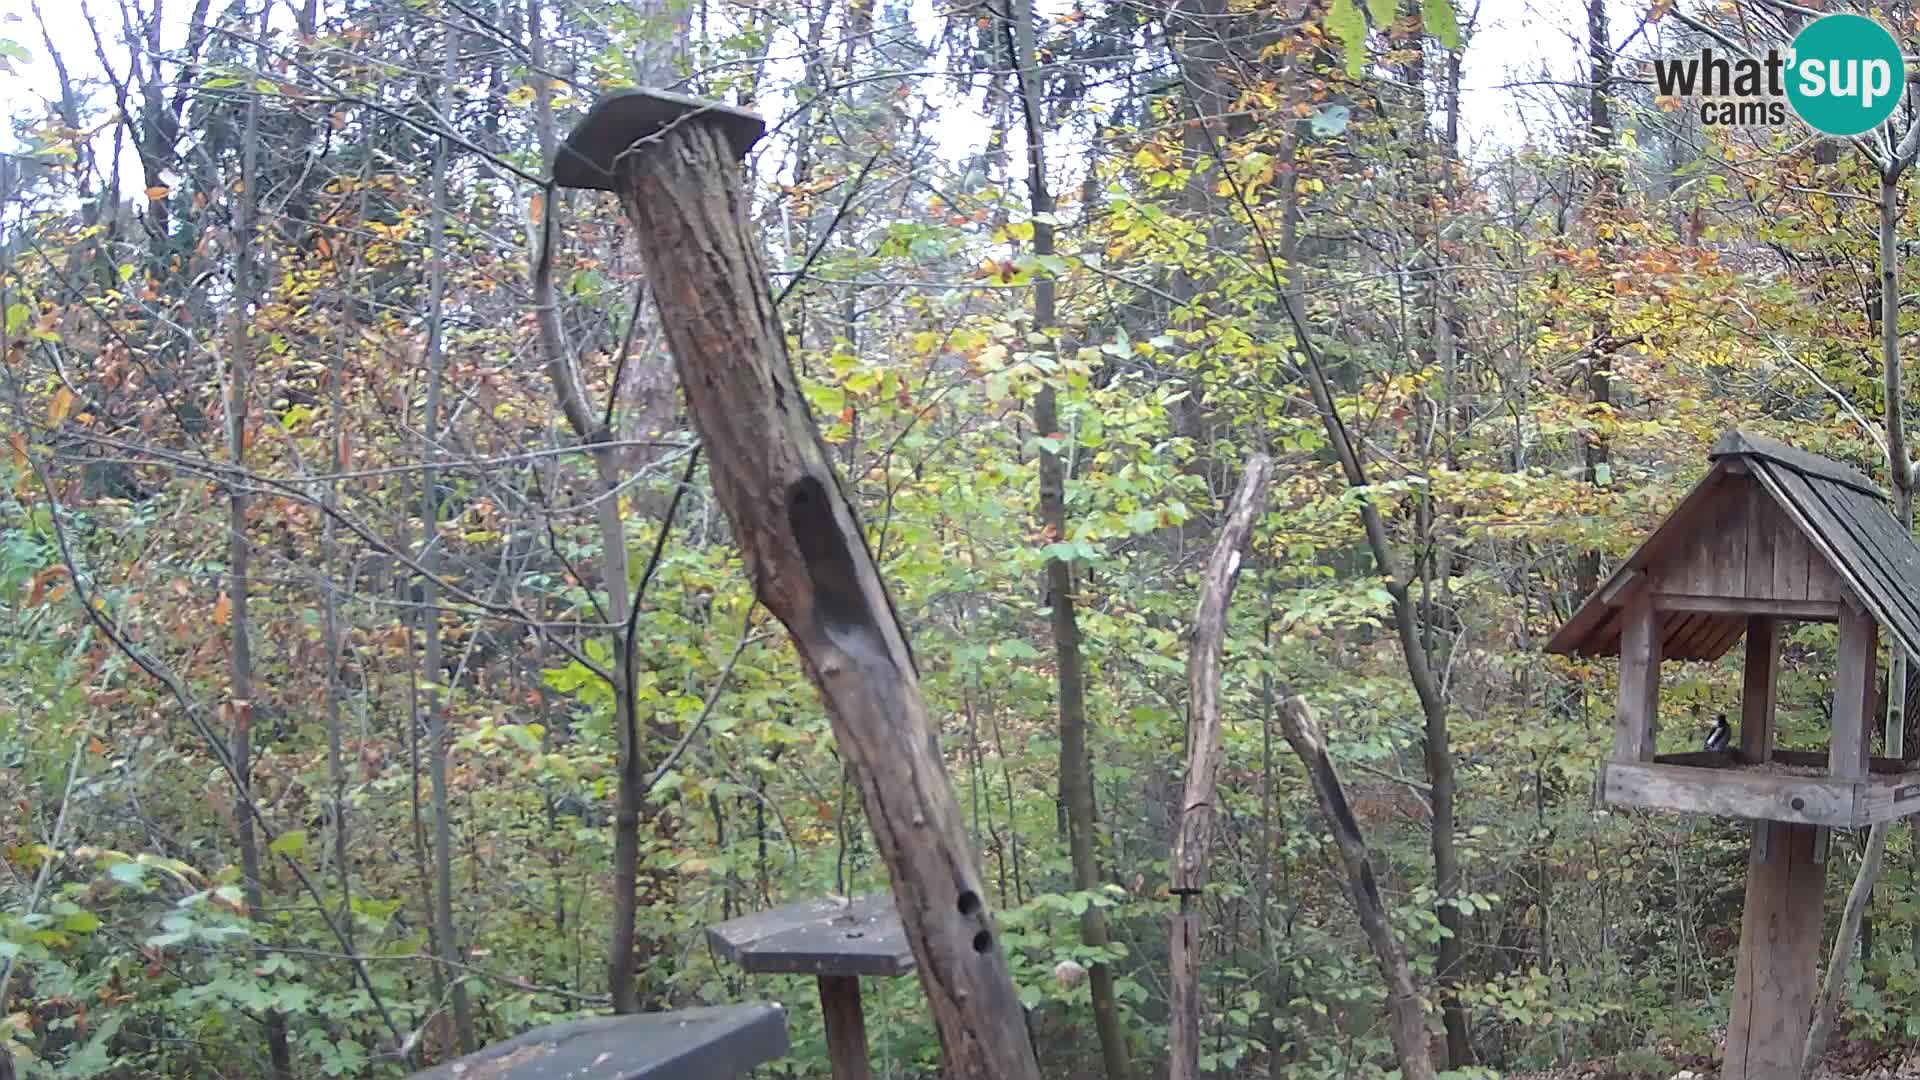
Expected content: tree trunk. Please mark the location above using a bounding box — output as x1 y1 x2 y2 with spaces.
525 1 660 1012
1578 0 1616 600
224 10 291 1073
1170 456 1273 1080
1003 2 1132 1075
1806 821 1887 1074
1277 696 1437 1080
604 105 1041 1080
420 24 475 1056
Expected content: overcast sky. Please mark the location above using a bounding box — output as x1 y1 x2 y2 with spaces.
0 0 1614 177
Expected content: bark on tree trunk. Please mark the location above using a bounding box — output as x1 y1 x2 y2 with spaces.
1806 821 1887 1075
1170 455 1273 1080
420 25 475 1055
225 11 291 1074
1004 0 1132 1073
1277 695 1437 1080
1810 159 1916 1065
606 109 1041 1080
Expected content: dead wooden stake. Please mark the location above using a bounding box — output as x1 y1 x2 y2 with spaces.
555 90 1040 1080
1169 453 1272 1080
1277 696 1437 1080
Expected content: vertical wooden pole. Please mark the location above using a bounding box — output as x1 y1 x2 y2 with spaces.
1742 617 1779 764
1725 821 1826 1080
582 97 1040 1080
1832 603 1877 780
1614 592 1661 762
817 975 873 1080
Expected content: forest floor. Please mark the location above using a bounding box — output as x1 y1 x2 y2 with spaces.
1507 1035 1920 1080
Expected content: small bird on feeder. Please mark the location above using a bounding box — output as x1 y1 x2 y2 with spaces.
1704 714 1732 752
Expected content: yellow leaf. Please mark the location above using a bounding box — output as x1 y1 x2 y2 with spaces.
213 592 232 627
48 386 75 425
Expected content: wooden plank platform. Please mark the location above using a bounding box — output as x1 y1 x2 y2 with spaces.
407 1004 789 1080
1604 761 1920 827
707 895 915 978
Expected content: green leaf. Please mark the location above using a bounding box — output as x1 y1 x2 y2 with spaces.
1310 105 1351 138
1422 0 1460 49
108 861 148 886
269 830 308 857
5 303 27 336
1327 0 1367 76
1366 0 1396 27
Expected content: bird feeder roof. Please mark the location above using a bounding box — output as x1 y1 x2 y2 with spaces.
1547 429 1920 663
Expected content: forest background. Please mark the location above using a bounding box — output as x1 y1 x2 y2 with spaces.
3 0 1916 1074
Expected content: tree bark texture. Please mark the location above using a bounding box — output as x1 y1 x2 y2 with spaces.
612 117 1040 1080
1170 454 1273 1080
1004 0 1132 1069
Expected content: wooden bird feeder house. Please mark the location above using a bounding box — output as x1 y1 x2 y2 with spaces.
1548 429 1920 1080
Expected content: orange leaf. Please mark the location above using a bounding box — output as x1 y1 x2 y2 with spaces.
48 386 75 425
145 185 170 200
212 592 232 627
529 192 545 225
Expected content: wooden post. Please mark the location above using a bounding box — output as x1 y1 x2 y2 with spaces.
1741 617 1779 763
556 91 1040 1080
1614 592 1661 762
1169 455 1272 1080
1725 821 1826 1080
1832 602 1877 780
818 976 872 1080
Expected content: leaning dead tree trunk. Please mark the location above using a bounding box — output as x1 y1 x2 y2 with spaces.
1277 696 1437 1080
1169 454 1272 1080
553 91 1041 1080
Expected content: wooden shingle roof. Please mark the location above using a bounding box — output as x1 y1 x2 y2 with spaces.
1547 430 1920 663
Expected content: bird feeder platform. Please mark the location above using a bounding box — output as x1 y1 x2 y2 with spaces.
1548 429 1920 1080
708 895 913 1080
405 1003 789 1080
1606 749 1920 828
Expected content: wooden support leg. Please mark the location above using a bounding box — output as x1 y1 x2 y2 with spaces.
1725 821 1827 1080
817 975 873 1080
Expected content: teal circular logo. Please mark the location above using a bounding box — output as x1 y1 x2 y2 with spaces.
1787 14 1905 136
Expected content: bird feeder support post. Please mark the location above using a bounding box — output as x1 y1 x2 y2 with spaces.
818 975 873 1080
1832 601 1877 781
1613 591 1661 763
556 92 1040 1080
1741 616 1779 765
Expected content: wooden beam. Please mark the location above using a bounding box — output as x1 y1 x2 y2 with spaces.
1743 618 1779 764
1725 821 1826 1080
1833 603 1877 780
1601 763 1862 827
818 976 873 1080
1600 568 1646 606
1615 593 1661 762
1654 595 1842 621
1769 749 1908 775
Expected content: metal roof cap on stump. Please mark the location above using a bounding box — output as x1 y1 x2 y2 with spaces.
1546 428 1920 664
552 90 766 191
